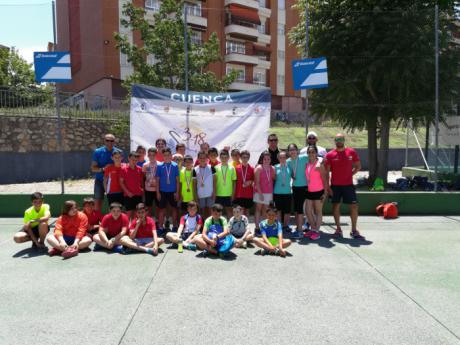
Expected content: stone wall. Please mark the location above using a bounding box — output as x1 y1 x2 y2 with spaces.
0 116 130 153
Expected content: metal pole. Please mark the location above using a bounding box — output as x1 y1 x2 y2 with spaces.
304 0 310 140
405 118 410 167
434 4 439 192
184 2 190 151
52 0 65 194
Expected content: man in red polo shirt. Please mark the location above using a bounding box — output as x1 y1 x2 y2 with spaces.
324 134 365 240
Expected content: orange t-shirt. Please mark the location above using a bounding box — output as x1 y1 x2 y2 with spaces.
54 211 88 239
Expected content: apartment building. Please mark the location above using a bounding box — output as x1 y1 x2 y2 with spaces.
56 0 303 113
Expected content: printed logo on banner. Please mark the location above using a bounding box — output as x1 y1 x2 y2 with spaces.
292 57 328 90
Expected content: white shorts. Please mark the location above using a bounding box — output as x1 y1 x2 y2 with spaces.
134 238 153 246
253 193 273 205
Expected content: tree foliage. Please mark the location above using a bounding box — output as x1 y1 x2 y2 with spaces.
115 0 236 93
289 0 459 182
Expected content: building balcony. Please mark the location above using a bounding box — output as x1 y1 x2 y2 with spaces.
229 81 270 91
224 0 259 11
257 59 271 69
225 23 259 40
225 53 260 65
258 33 271 44
187 14 207 27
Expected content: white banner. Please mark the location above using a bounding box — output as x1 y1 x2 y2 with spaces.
130 84 271 164
430 116 460 146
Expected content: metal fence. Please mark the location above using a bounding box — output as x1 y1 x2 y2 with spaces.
0 87 129 121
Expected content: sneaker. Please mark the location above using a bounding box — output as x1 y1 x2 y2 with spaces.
48 247 60 257
61 247 78 259
112 245 125 254
274 248 280 256
93 243 104 251
291 230 303 239
146 248 157 256
333 228 343 238
260 249 267 256
187 243 197 251
202 249 208 257
241 241 247 249
304 230 314 238
310 231 321 241
302 222 310 231
350 230 365 240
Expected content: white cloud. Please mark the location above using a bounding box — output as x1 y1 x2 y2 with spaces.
13 45 49 65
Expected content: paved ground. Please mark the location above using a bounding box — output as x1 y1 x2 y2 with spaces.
1 216 460 345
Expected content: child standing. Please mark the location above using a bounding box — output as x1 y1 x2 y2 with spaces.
104 150 125 205
136 145 147 167
194 150 216 219
214 149 237 218
208 147 220 167
47 200 92 258
14 192 51 248
166 201 202 251
156 148 180 232
253 204 291 257
82 197 102 239
142 147 159 216
234 150 254 216
179 155 197 213
231 149 241 169
253 151 275 231
120 203 164 255
228 205 253 248
274 150 292 231
120 151 144 220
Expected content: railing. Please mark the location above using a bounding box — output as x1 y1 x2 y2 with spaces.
0 87 129 121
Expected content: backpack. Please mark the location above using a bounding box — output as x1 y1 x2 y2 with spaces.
371 177 385 191
376 202 399 219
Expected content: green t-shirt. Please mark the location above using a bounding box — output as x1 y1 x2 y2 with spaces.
215 165 237 197
287 154 308 187
179 168 196 202
24 204 51 227
204 216 228 233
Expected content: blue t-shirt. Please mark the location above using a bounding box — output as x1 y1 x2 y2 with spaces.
136 160 146 168
92 146 120 181
287 154 308 187
156 161 179 192
274 163 292 194
259 220 282 238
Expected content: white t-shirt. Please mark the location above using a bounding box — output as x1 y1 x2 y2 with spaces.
194 165 215 198
142 160 158 192
300 145 327 158
228 215 249 237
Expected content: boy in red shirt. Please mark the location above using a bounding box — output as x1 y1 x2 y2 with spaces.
324 133 365 240
120 203 164 255
233 150 254 216
93 202 129 253
120 151 144 220
47 200 92 258
104 150 124 205
82 197 102 239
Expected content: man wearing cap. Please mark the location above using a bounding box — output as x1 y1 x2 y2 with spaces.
300 131 328 157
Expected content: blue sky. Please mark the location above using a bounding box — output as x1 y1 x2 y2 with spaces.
0 0 53 63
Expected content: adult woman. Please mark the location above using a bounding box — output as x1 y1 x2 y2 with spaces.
304 145 329 240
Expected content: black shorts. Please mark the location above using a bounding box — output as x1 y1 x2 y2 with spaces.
215 196 232 207
144 191 159 207
292 186 307 214
306 190 325 201
233 198 254 209
273 194 292 213
124 195 143 211
107 192 124 206
23 224 48 237
158 192 177 209
331 185 358 204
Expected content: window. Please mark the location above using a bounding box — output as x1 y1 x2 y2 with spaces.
278 0 285 10
145 0 160 12
253 70 266 86
226 40 245 54
190 30 202 46
185 2 202 17
120 52 129 66
277 75 285 85
259 0 266 8
227 66 245 82
277 50 285 59
278 24 285 35
258 23 266 34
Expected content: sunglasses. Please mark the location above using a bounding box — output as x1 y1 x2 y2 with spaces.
105 139 115 142
335 138 345 142
269 139 278 142
307 137 316 140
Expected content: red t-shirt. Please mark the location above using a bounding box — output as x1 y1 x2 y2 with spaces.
120 164 143 196
104 164 123 194
235 164 254 199
129 216 156 239
324 148 360 186
84 210 103 227
101 213 129 237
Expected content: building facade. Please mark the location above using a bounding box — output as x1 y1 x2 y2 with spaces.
56 0 303 113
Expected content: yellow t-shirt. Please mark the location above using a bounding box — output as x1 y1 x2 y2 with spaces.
179 168 196 202
23 204 51 227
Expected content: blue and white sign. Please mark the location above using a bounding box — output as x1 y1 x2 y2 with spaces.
292 57 328 90
34 51 72 83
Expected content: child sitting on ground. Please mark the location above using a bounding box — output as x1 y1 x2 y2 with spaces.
166 201 202 251
82 197 102 239
228 205 253 248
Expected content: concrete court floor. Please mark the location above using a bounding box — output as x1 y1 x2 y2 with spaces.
1 215 460 345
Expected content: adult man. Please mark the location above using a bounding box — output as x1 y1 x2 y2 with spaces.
257 133 280 166
324 134 365 240
91 134 120 211
300 131 327 157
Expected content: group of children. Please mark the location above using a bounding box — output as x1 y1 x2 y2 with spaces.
14 192 291 258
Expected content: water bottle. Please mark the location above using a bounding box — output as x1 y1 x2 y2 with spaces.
178 239 183 253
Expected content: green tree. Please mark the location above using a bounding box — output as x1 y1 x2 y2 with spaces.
290 0 459 183
115 0 236 93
